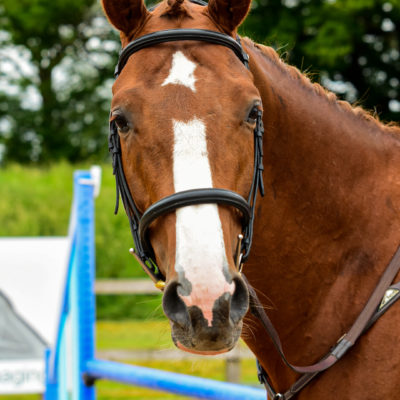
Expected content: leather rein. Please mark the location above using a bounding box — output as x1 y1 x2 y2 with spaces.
245 248 400 399
108 13 400 400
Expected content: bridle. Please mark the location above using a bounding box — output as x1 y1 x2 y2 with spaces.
108 25 264 285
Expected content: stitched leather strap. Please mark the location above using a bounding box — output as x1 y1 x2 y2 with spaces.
115 28 250 77
139 188 251 258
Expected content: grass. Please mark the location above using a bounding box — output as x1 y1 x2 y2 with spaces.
97 321 173 350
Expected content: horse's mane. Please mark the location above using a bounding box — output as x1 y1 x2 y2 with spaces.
248 39 400 137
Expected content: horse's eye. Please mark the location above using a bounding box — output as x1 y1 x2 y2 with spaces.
247 106 260 124
115 115 130 133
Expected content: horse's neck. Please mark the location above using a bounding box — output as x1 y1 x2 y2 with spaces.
243 40 400 389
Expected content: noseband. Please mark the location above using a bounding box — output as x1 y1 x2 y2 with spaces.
108 27 264 284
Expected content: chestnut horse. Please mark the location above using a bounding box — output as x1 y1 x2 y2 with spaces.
102 0 400 398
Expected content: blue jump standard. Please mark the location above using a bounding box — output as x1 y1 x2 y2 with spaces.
84 358 265 400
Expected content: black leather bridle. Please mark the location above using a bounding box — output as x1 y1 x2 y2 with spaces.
108 21 264 284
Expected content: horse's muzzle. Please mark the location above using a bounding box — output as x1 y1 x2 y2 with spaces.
162 275 249 353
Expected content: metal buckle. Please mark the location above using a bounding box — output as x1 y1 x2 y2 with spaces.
235 234 244 273
379 287 400 310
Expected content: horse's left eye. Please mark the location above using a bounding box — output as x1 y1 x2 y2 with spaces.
115 115 130 133
247 106 260 124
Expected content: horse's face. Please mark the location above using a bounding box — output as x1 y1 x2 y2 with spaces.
103 0 260 354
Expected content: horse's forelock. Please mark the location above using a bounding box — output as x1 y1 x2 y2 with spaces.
160 0 192 18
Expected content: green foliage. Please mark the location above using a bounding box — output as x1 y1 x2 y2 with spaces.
0 163 142 276
305 20 353 67
0 162 73 236
241 0 400 122
0 0 118 163
1 0 399 164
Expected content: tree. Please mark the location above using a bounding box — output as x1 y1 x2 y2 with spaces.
241 0 400 123
0 0 119 163
1 0 398 164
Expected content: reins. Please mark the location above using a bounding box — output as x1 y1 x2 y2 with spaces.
244 246 400 400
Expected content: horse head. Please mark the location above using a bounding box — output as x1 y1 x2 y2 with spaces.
102 0 262 355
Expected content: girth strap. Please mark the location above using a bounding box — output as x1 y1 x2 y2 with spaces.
244 245 400 399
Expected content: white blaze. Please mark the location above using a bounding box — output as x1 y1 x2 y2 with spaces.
162 51 197 92
173 119 234 326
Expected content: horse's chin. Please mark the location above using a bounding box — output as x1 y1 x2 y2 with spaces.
176 341 231 355
169 318 242 356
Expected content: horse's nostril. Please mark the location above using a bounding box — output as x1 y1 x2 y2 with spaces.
230 276 249 324
162 281 190 328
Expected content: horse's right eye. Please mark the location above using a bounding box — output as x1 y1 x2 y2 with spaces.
115 115 130 133
246 104 261 125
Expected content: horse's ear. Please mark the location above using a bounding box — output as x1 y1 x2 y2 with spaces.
102 0 149 37
207 0 251 34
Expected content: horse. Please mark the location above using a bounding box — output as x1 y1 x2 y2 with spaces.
101 0 400 398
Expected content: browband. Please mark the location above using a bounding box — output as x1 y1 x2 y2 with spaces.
115 29 249 77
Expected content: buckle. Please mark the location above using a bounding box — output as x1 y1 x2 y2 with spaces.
331 335 352 359
235 234 244 273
